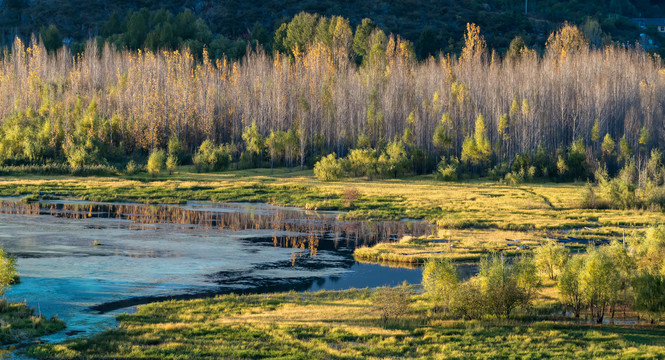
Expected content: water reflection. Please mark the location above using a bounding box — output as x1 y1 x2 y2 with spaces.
0 200 433 252
0 199 432 344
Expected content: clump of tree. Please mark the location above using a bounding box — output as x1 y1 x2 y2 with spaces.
423 255 541 319
583 149 665 210
99 9 248 60
313 139 411 181
193 140 232 172
555 231 665 324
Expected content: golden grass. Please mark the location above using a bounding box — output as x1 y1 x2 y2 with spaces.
26 289 665 359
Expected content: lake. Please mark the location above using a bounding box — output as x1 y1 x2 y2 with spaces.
0 199 431 344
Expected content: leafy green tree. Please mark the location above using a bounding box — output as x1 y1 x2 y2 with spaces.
147 149 165 177
379 139 409 178
416 27 439 59
450 279 484 320
436 156 459 181
101 12 122 37
558 254 585 318
166 154 178 175
40 25 62 53
601 134 615 158
277 12 319 56
461 114 491 169
433 113 453 154
314 153 343 181
512 255 542 307
353 18 376 62
266 131 285 174
591 119 600 143
564 139 588 180
374 284 410 323
366 29 388 69
632 273 665 323
618 135 632 165
580 246 621 323
478 255 534 318
534 242 569 280
506 36 527 60
639 126 650 155
402 112 416 147
126 11 148 50
167 136 184 162
251 23 270 50
645 149 664 186
193 140 232 172
422 258 458 313
347 148 378 178
242 121 264 167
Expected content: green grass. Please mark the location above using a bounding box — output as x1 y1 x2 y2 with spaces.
25 289 665 359
0 300 65 345
1 168 664 230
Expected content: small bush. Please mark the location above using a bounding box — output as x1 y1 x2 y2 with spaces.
343 187 361 207
193 140 232 172
505 169 525 185
347 148 378 178
373 285 410 323
314 154 344 181
147 149 165 177
166 155 178 175
436 156 459 181
125 160 139 175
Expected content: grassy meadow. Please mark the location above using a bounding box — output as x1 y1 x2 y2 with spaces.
2 168 665 358
25 289 665 359
0 167 662 229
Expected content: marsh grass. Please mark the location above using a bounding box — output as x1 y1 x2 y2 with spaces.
354 229 594 264
25 289 665 359
0 300 65 345
0 169 662 230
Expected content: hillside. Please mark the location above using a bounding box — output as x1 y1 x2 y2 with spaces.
1 0 664 58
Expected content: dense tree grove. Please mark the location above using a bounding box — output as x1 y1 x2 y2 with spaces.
0 17 663 182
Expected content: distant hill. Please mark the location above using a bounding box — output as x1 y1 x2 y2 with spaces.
1 0 664 57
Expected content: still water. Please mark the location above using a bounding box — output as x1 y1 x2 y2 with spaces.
0 200 430 344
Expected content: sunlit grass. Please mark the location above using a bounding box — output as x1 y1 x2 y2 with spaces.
26 289 665 359
0 300 65 345
1 168 663 231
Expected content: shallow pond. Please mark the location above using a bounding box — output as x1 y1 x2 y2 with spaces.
0 199 431 345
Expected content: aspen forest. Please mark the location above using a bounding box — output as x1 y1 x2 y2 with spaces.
0 13 664 186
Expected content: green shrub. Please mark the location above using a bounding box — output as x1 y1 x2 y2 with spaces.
147 149 165 177
314 153 344 181
193 140 232 172
373 285 410 323
166 155 178 175
534 242 569 280
347 148 378 178
422 258 458 313
125 160 139 175
436 156 459 181
0 247 17 296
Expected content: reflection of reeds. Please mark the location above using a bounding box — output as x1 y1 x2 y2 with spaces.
0 200 432 255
